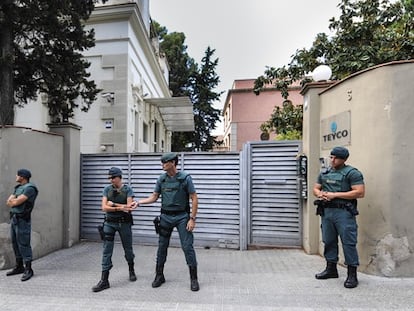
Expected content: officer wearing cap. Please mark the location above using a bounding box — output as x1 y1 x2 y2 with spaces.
92 167 138 292
6 169 38 281
137 152 200 291
313 146 365 288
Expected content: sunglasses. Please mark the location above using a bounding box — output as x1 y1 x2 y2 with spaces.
108 176 118 179
161 160 172 164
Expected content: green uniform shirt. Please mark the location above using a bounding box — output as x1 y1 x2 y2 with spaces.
11 182 38 215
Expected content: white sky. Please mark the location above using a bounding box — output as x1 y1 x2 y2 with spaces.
149 0 341 133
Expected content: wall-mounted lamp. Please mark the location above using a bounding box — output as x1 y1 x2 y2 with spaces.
311 65 332 82
100 145 107 151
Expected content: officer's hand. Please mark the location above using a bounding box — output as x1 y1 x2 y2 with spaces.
318 191 331 201
121 205 133 212
322 192 335 201
186 219 196 232
130 201 138 209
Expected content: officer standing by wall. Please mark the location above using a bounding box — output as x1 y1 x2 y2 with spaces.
92 167 137 292
313 146 365 288
137 153 200 291
6 169 39 281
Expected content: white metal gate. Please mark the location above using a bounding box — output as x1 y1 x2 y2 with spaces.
243 141 302 248
80 141 302 250
80 152 241 249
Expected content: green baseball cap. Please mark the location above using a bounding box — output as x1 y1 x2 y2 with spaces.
161 153 178 163
330 146 349 159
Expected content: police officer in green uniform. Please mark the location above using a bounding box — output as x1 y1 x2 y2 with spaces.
313 146 365 288
6 169 39 281
137 153 200 291
92 167 138 292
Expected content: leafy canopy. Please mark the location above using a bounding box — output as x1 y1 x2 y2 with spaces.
0 0 105 125
254 0 413 140
254 0 414 99
152 21 222 151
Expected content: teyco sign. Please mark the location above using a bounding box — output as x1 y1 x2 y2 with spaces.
321 111 351 149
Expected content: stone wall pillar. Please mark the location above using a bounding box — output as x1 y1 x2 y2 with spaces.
48 123 81 248
300 82 334 254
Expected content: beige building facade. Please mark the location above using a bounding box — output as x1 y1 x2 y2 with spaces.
14 0 193 153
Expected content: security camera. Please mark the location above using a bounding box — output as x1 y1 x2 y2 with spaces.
101 92 114 103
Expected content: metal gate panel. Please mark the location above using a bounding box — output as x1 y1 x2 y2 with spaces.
80 154 133 241
247 141 302 247
80 152 241 249
179 152 241 249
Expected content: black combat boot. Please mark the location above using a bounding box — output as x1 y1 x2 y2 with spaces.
6 259 25 276
92 271 110 292
152 265 165 288
128 262 137 282
344 265 358 288
315 261 339 279
189 266 200 291
21 261 34 281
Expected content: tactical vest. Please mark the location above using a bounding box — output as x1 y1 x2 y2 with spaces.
159 171 190 212
11 182 39 215
106 185 128 217
321 165 356 193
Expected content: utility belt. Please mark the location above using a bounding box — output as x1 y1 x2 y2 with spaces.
324 201 351 209
105 213 133 224
314 199 358 216
10 212 31 221
161 209 187 216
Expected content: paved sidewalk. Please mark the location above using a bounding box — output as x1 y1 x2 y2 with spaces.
1 242 414 310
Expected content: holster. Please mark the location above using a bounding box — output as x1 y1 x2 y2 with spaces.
344 201 359 216
153 216 160 234
313 199 326 216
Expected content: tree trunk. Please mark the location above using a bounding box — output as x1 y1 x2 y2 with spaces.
0 2 15 126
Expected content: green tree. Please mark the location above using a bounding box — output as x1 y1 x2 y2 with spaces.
254 0 414 98
261 100 303 139
152 21 222 151
189 47 222 151
254 0 413 136
151 21 196 97
0 0 105 126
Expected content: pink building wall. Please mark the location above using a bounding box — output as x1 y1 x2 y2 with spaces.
222 79 302 151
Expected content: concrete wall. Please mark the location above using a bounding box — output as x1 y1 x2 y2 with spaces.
0 124 81 269
0 127 64 269
302 60 414 276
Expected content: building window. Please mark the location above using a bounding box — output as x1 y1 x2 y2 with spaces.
143 122 148 144
104 119 113 129
153 121 159 152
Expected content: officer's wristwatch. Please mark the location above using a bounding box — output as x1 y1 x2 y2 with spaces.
190 216 196 221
